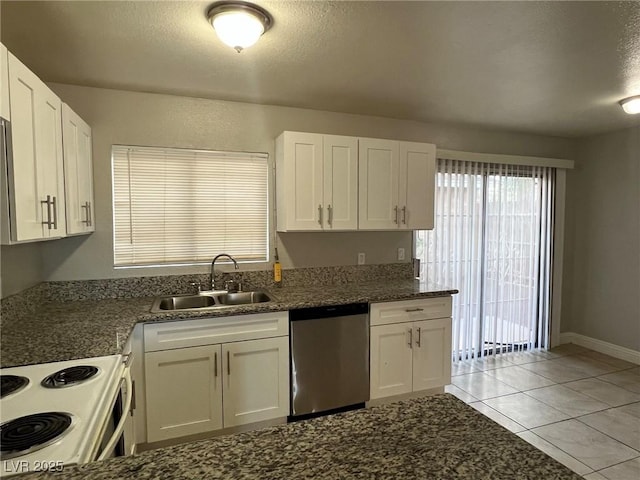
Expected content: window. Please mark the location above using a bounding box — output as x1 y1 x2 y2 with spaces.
112 145 269 267
415 159 555 361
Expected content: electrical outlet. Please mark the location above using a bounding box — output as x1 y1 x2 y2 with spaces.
397 248 405 261
357 252 366 265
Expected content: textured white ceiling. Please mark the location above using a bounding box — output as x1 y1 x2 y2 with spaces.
2 1 640 137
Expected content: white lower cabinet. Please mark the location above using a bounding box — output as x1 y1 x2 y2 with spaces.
370 323 414 398
370 298 452 400
222 337 289 428
143 312 289 443
145 345 223 442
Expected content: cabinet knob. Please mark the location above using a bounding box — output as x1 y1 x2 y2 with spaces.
407 328 413 348
402 206 407 225
416 327 422 347
318 204 323 226
394 205 398 224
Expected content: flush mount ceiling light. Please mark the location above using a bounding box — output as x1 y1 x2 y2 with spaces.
619 95 640 114
207 1 272 53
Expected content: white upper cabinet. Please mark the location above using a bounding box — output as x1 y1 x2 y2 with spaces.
359 139 435 230
276 131 323 231
62 103 95 235
276 131 436 232
0 44 9 121
323 135 358 230
276 131 358 231
358 138 400 230
399 141 436 230
1 51 66 243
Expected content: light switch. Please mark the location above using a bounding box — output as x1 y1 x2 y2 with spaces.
357 252 365 265
397 248 405 261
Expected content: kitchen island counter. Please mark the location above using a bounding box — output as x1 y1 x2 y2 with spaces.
20 394 580 480
0 280 457 367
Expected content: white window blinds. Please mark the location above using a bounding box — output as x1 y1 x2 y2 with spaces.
112 145 269 267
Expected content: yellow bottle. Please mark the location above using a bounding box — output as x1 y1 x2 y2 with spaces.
273 247 282 285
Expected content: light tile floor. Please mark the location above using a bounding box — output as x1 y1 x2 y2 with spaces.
446 344 640 479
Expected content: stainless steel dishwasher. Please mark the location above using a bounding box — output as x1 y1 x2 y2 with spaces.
289 302 369 419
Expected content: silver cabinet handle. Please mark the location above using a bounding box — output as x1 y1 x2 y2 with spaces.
328 204 333 226
405 308 424 312
51 196 58 229
82 201 92 226
402 206 407 224
408 328 413 348
394 205 398 224
318 204 323 226
41 195 52 229
227 350 231 375
416 327 422 347
214 352 218 377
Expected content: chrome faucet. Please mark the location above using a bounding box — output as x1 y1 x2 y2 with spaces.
210 253 239 290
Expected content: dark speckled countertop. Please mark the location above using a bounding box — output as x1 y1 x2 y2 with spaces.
21 394 580 480
0 280 457 368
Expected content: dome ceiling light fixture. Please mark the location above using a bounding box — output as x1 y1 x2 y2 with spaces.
207 1 273 53
619 95 640 114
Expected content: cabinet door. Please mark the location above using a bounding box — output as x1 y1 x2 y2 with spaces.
370 323 413 399
145 345 222 442
222 337 289 428
323 135 358 230
358 138 399 230
62 104 94 235
7 53 65 241
278 131 323 231
412 318 452 392
0 44 9 120
399 142 436 230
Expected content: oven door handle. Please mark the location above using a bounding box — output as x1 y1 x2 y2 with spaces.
97 368 133 461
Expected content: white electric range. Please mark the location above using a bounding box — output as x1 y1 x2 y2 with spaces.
0 355 131 477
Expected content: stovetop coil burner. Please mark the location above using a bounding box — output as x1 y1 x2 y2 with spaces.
41 365 99 389
0 375 30 399
0 412 73 459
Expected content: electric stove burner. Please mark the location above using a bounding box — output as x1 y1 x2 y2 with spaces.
0 375 29 399
0 412 73 459
41 365 99 389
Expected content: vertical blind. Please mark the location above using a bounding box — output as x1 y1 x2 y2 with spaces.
112 145 269 267
415 159 555 361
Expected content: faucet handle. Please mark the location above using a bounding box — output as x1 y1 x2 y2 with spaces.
190 281 203 293
224 279 240 293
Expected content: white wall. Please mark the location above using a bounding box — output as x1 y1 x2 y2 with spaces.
0 243 44 297
563 126 640 350
21 84 576 282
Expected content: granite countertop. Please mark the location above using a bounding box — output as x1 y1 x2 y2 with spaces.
22 394 580 480
0 280 457 368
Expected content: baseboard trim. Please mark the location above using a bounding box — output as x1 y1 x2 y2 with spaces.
560 332 640 365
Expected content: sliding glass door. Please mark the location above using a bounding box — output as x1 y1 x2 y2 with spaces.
415 159 555 361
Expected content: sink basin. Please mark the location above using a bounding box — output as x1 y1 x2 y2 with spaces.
151 290 274 312
216 291 271 305
158 295 216 310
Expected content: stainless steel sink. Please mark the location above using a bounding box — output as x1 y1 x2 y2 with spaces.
151 290 274 312
157 295 217 310
216 291 271 305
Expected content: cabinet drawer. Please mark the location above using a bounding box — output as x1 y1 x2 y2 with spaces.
370 297 452 327
144 312 288 352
